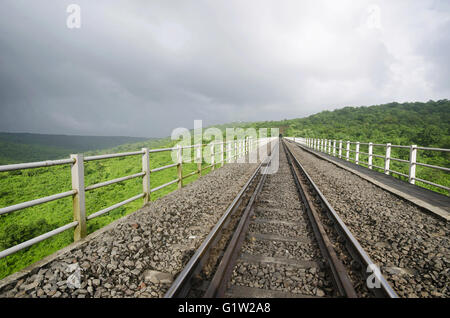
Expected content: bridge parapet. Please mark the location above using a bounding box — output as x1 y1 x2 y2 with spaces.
0 137 274 263
287 136 449 196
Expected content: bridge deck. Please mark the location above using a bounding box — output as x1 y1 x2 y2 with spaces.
295 143 450 221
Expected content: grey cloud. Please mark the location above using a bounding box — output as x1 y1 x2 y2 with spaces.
0 0 449 137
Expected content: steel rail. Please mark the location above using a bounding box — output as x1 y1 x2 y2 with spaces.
282 141 357 298
203 140 359 298
164 147 273 298
203 150 273 298
284 139 398 298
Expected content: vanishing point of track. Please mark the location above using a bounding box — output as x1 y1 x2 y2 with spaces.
164 139 398 298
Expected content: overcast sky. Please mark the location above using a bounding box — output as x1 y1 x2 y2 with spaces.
0 1 449 137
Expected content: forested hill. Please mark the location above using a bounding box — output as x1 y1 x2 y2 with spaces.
244 100 450 148
0 133 149 164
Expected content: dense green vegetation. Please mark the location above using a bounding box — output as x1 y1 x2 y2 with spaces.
0 136 225 279
0 99 448 280
0 132 148 164
235 99 450 194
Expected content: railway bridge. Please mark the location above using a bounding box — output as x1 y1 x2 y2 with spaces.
0 137 448 298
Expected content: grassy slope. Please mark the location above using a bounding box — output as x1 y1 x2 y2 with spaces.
0 136 220 279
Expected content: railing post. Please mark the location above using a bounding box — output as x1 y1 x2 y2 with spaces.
197 146 202 176
338 140 342 159
211 143 215 170
177 145 182 188
355 142 360 165
221 142 224 167
142 148 150 204
368 142 373 170
328 139 331 154
234 140 237 161
409 145 417 184
320 139 324 152
71 154 86 241
384 143 391 175
256 138 260 162
346 141 350 161
246 137 249 154
333 140 336 156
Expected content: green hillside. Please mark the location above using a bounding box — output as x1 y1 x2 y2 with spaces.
0 133 149 164
0 100 448 280
0 135 220 279
237 99 450 194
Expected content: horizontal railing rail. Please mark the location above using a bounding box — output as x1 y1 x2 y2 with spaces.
0 137 274 260
287 137 449 194
0 158 75 172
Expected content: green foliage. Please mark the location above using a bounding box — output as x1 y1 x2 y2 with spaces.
0 136 223 279
235 100 450 195
0 99 448 279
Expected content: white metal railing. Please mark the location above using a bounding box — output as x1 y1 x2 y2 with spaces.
0 137 274 260
287 137 450 193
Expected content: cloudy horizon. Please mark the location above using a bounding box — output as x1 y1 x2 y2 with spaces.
0 0 449 138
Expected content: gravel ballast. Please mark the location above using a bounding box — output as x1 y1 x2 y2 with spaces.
287 142 450 298
226 144 334 297
0 162 258 298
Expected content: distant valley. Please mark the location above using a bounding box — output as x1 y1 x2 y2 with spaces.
0 133 149 164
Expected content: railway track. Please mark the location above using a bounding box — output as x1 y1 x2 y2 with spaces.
164 139 398 298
